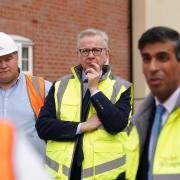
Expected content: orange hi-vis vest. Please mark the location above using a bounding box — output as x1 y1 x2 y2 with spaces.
0 75 45 180
25 74 45 118
0 121 15 180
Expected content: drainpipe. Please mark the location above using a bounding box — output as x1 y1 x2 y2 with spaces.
128 0 133 82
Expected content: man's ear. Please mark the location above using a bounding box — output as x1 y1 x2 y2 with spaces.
105 49 110 64
104 58 109 65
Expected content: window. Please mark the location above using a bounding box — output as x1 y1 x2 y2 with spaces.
10 35 33 74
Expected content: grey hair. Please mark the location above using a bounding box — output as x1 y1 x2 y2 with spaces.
77 28 109 48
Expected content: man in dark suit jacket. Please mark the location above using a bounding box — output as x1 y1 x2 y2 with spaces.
36 28 133 180
126 26 180 180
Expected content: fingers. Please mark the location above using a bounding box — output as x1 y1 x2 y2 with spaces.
88 63 101 72
85 63 100 80
85 63 100 93
80 115 102 133
89 115 102 126
85 63 100 75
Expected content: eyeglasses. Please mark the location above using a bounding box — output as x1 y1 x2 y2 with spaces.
78 48 107 57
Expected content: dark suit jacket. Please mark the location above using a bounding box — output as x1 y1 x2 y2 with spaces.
36 83 132 141
136 101 156 180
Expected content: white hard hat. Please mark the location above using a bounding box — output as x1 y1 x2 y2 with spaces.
0 32 18 56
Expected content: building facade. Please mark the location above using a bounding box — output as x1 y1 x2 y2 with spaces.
0 0 130 82
132 0 180 112
1 0 179 111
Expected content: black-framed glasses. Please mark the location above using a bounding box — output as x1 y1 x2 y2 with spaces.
78 48 107 57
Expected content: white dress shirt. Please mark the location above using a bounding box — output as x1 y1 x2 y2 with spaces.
155 86 180 126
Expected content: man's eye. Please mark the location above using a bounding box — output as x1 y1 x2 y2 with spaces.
82 49 89 53
142 56 151 63
93 48 100 53
157 53 169 61
5 57 13 62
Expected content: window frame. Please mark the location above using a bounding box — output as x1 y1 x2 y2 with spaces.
10 35 33 74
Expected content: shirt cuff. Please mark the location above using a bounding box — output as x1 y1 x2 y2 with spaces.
76 123 82 134
91 90 100 96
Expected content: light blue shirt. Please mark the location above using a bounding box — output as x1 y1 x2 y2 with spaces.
0 72 52 161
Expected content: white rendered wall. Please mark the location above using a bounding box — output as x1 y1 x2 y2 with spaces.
132 0 180 112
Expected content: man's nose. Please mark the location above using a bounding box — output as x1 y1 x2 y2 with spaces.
149 58 159 71
88 50 95 58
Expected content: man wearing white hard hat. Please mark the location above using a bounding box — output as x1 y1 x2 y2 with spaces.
0 32 52 161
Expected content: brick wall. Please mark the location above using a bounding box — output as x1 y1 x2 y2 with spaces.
0 0 130 82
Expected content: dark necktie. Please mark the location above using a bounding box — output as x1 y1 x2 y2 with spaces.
148 104 165 180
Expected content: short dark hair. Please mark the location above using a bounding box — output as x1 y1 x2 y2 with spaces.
138 26 180 61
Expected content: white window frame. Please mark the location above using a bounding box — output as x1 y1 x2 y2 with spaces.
10 35 33 74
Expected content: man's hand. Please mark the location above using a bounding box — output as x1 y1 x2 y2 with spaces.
85 63 101 94
80 114 102 133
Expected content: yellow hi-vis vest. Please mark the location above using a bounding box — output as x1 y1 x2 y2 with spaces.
126 94 180 180
46 65 133 180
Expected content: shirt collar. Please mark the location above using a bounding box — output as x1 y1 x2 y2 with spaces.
82 71 87 82
155 86 180 114
13 68 21 86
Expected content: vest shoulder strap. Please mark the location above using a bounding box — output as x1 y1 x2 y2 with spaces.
25 74 45 119
56 74 73 118
0 121 15 180
110 76 132 104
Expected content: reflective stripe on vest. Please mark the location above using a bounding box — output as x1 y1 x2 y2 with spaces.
56 75 132 118
46 156 59 172
110 76 131 104
153 174 180 180
46 155 72 177
82 155 126 178
25 74 45 118
56 75 72 118
0 121 15 180
46 155 126 178
51 70 131 179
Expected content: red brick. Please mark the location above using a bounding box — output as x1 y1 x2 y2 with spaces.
0 0 130 82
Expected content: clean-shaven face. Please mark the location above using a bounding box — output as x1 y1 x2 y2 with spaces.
141 41 180 102
0 52 19 88
77 35 109 71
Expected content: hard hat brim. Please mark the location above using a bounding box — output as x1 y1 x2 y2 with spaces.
0 46 18 56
